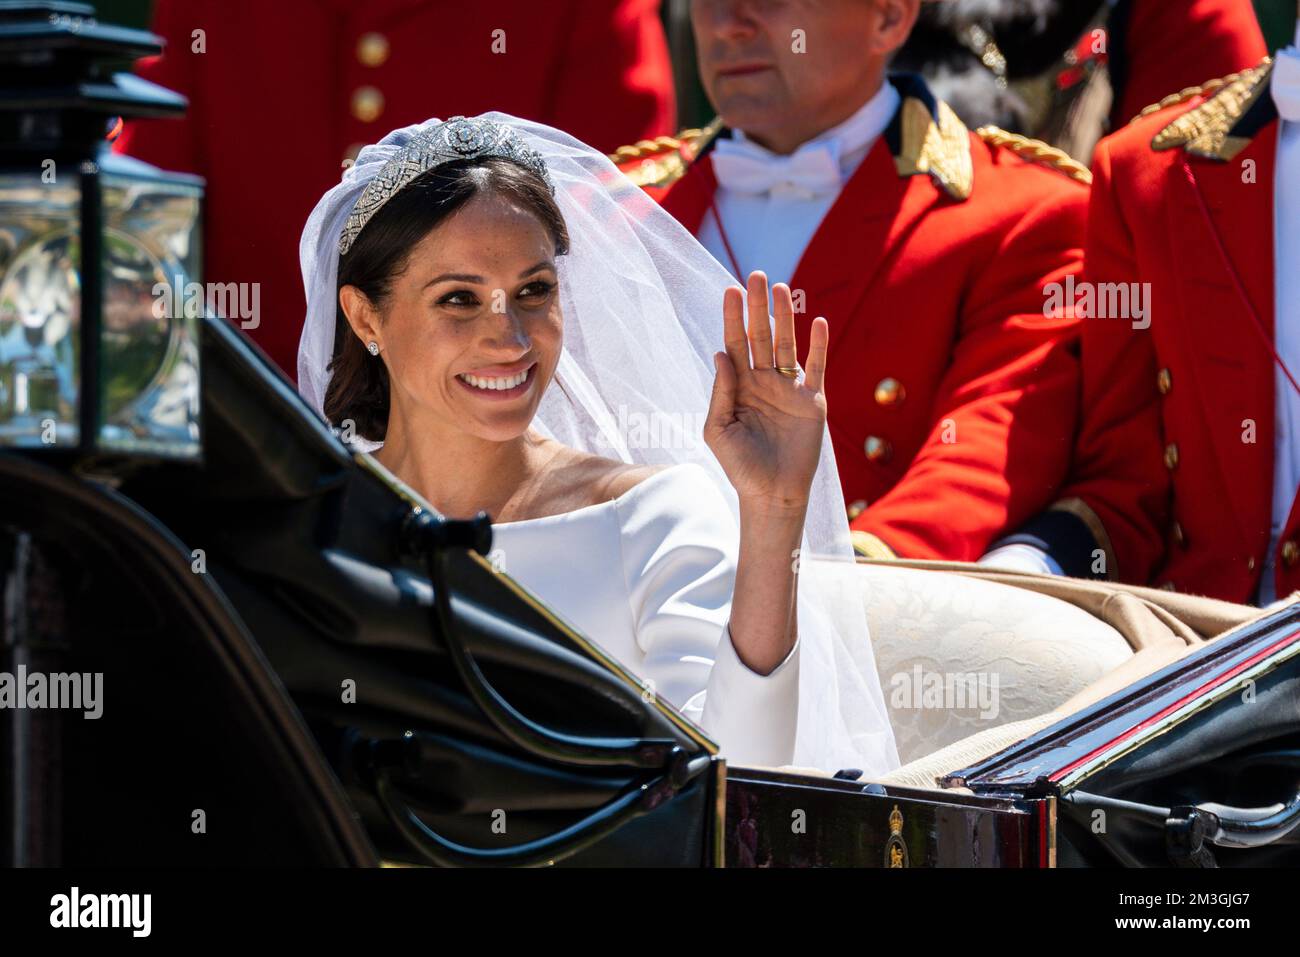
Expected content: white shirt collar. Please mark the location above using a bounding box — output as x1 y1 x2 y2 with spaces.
730 81 901 177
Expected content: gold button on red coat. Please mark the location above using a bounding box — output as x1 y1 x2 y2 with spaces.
864 436 892 463
1163 443 1179 470
351 86 384 123
874 377 905 407
357 32 390 67
1283 540 1299 567
1157 368 1172 395
847 499 867 521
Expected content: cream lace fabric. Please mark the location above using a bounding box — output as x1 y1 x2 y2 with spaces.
855 563 1134 764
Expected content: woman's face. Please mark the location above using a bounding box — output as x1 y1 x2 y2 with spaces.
357 192 562 443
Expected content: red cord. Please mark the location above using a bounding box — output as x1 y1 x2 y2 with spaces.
708 197 744 281
1182 158 1300 398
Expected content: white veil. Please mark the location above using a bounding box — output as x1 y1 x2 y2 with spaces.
297 113 898 775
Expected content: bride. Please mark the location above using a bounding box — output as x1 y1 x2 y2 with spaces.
297 114 898 776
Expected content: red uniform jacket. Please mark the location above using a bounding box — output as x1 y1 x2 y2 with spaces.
116 0 675 377
656 77 1088 562
1108 0 1267 126
1024 57 1294 603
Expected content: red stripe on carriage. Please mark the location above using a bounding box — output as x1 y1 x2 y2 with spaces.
1047 628 1300 784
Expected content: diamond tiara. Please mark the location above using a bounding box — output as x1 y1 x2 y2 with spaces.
338 116 554 256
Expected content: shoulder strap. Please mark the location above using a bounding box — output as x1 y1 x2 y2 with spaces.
608 118 725 189
975 126 1093 185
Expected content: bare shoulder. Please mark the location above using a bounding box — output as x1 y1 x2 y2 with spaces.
532 446 669 514
581 455 668 504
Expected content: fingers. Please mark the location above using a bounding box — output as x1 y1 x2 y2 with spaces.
722 286 751 374
705 351 737 434
746 271 774 368
772 282 797 370
803 317 829 394
726 274 819 388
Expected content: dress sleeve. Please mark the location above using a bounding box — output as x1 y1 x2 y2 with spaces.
613 465 800 767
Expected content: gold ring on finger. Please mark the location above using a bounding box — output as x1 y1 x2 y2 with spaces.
776 365 801 379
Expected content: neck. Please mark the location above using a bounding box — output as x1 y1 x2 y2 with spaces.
745 77 888 155
374 399 549 521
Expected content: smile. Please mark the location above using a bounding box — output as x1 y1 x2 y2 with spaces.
456 363 536 399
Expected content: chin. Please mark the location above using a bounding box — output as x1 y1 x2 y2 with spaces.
716 97 789 139
456 399 540 445
443 360 554 443
470 416 533 444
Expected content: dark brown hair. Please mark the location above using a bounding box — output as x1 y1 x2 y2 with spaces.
325 157 569 441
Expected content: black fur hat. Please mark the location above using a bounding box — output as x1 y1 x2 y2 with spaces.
894 0 1106 130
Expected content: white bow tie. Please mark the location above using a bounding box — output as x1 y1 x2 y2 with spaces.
711 137 843 198
1274 45 1300 122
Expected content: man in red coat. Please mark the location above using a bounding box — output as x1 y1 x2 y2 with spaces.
624 0 1088 562
116 0 676 377
1000 13 1300 603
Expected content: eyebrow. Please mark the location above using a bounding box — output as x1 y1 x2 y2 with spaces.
423 261 556 289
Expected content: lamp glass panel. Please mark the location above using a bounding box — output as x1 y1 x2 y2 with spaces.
0 173 81 448
98 169 202 457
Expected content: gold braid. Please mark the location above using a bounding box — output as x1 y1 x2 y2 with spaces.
609 130 704 164
974 126 1093 185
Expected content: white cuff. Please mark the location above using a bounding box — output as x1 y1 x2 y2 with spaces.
699 624 800 767
978 543 1064 576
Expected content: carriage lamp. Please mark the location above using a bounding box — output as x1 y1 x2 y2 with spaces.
0 1 203 459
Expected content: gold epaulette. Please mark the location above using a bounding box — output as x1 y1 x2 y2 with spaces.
1148 57 1275 160
975 126 1093 185
609 118 724 189
898 97 974 200
1130 57 1272 125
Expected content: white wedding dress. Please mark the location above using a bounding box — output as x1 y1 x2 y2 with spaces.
491 463 800 768
298 113 900 778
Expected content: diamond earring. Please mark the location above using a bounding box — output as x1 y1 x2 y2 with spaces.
366 341 380 356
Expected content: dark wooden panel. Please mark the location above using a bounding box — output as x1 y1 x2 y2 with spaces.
724 769 1045 867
